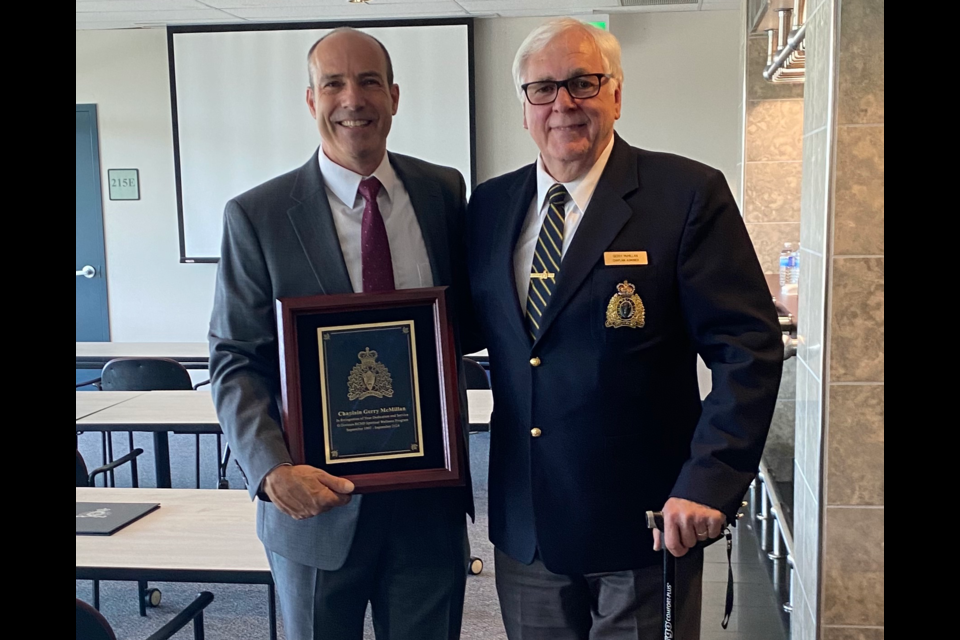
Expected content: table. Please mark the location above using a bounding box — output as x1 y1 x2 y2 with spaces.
467 389 492 425
76 391 144 420
764 274 799 332
76 487 276 639
464 349 488 367
78 389 492 431
77 343 489 371
76 342 210 370
77 390 221 488
77 390 494 487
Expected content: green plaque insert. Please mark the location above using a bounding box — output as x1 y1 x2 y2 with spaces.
317 321 424 464
107 169 140 201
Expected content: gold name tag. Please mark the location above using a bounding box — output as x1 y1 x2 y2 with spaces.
604 251 648 266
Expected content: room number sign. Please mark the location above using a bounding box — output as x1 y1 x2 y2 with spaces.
107 169 140 201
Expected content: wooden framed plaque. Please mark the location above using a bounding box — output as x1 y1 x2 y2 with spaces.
276 287 463 493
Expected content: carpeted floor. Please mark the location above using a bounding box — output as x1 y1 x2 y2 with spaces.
77 429 503 639
77 428 787 640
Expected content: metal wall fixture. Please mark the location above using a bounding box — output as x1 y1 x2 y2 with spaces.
747 461 795 616
752 0 807 83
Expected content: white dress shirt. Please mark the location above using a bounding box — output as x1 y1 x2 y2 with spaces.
319 147 434 292
513 135 616 305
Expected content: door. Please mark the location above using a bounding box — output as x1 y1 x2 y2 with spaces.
76 104 109 343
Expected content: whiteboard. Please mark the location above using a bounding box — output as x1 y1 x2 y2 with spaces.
168 21 474 261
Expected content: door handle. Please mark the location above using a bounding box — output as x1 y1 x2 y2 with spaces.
76 265 96 279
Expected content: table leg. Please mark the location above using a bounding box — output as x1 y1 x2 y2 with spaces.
268 582 277 640
138 580 147 617
153 432 172 488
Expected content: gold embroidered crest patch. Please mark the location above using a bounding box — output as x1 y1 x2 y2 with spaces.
605 281 646 329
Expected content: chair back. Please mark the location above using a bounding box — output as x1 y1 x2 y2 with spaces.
76 598 117 640
76 450 90 487
462 357 490 390
100 358 193 391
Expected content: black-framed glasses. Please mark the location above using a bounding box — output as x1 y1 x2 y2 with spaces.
521 73 610 105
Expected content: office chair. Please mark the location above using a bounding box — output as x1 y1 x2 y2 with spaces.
76 445 161 613
462 357 490 576
76 591 214 640
462 356 490 390
77 447 144 489
97 357 220 490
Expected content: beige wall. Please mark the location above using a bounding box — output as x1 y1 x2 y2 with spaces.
792 0 885 638
77 12 742 342
738 17 804 485
742 35 803 275
476 11 742 190
76 29 218 342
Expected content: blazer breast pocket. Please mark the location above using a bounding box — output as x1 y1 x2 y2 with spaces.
591 265 659 343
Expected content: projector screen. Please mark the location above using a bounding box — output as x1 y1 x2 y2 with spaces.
168 20 475 262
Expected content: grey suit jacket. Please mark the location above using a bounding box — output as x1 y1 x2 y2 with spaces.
209 151 477 571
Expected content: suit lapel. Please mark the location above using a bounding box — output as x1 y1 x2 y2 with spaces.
500 166 538 341
286 154 353 295
390 154 449 286
536 136 638 343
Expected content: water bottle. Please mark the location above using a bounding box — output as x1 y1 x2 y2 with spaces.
778 243 795 287
788 245 800 285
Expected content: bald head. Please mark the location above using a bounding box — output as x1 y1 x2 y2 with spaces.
304 26 400 176
307 28 394 90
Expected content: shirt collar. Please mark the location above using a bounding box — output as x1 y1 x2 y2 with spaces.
535 134 615 216
318 147 397 209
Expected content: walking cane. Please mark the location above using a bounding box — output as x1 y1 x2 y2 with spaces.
645 511 734 640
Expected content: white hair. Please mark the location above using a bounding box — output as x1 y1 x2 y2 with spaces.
512 18 624 103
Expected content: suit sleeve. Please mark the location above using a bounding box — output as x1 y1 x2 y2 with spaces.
669 171 784 520
451 172 485 355
208 199 292 501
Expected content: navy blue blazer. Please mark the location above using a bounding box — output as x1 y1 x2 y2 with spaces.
466 134 783 575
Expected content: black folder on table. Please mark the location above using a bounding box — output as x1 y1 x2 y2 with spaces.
76 502 160 536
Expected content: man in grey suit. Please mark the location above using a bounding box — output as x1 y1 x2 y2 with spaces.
209 28 475 640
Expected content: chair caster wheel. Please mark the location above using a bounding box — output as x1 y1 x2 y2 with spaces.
144 588 162 607
468 556 483 575
217 478 230 489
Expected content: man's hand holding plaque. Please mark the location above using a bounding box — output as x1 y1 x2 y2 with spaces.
262 464 355 520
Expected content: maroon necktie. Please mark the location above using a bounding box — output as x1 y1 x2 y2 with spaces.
358 177 395 292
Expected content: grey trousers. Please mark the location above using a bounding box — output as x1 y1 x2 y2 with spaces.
268 489 469 640
494 547 703 640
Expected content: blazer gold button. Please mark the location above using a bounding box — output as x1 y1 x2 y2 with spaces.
531 428 542 437
530 357 541 367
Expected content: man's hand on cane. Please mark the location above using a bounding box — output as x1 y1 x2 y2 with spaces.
652 497 726 557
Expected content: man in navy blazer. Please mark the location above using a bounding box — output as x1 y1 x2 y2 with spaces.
466 19 783 639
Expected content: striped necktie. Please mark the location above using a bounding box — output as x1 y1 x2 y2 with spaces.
526 183 568 340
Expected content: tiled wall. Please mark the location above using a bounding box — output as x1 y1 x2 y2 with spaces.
793 0 884 638
742 35 803 274
739 23 805 492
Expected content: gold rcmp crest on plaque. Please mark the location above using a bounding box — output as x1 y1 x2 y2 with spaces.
605 281 646 329
347 347 395 400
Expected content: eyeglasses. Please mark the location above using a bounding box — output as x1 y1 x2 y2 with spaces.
521 73 610 105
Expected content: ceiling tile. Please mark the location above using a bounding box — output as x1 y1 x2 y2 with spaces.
701 0 739 9
75 8 244 22
230 1 467 21
202 0 454 8
457 0 619 11
76 1 208 12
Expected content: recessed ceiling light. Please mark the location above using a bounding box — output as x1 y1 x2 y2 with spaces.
348 0 370 4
